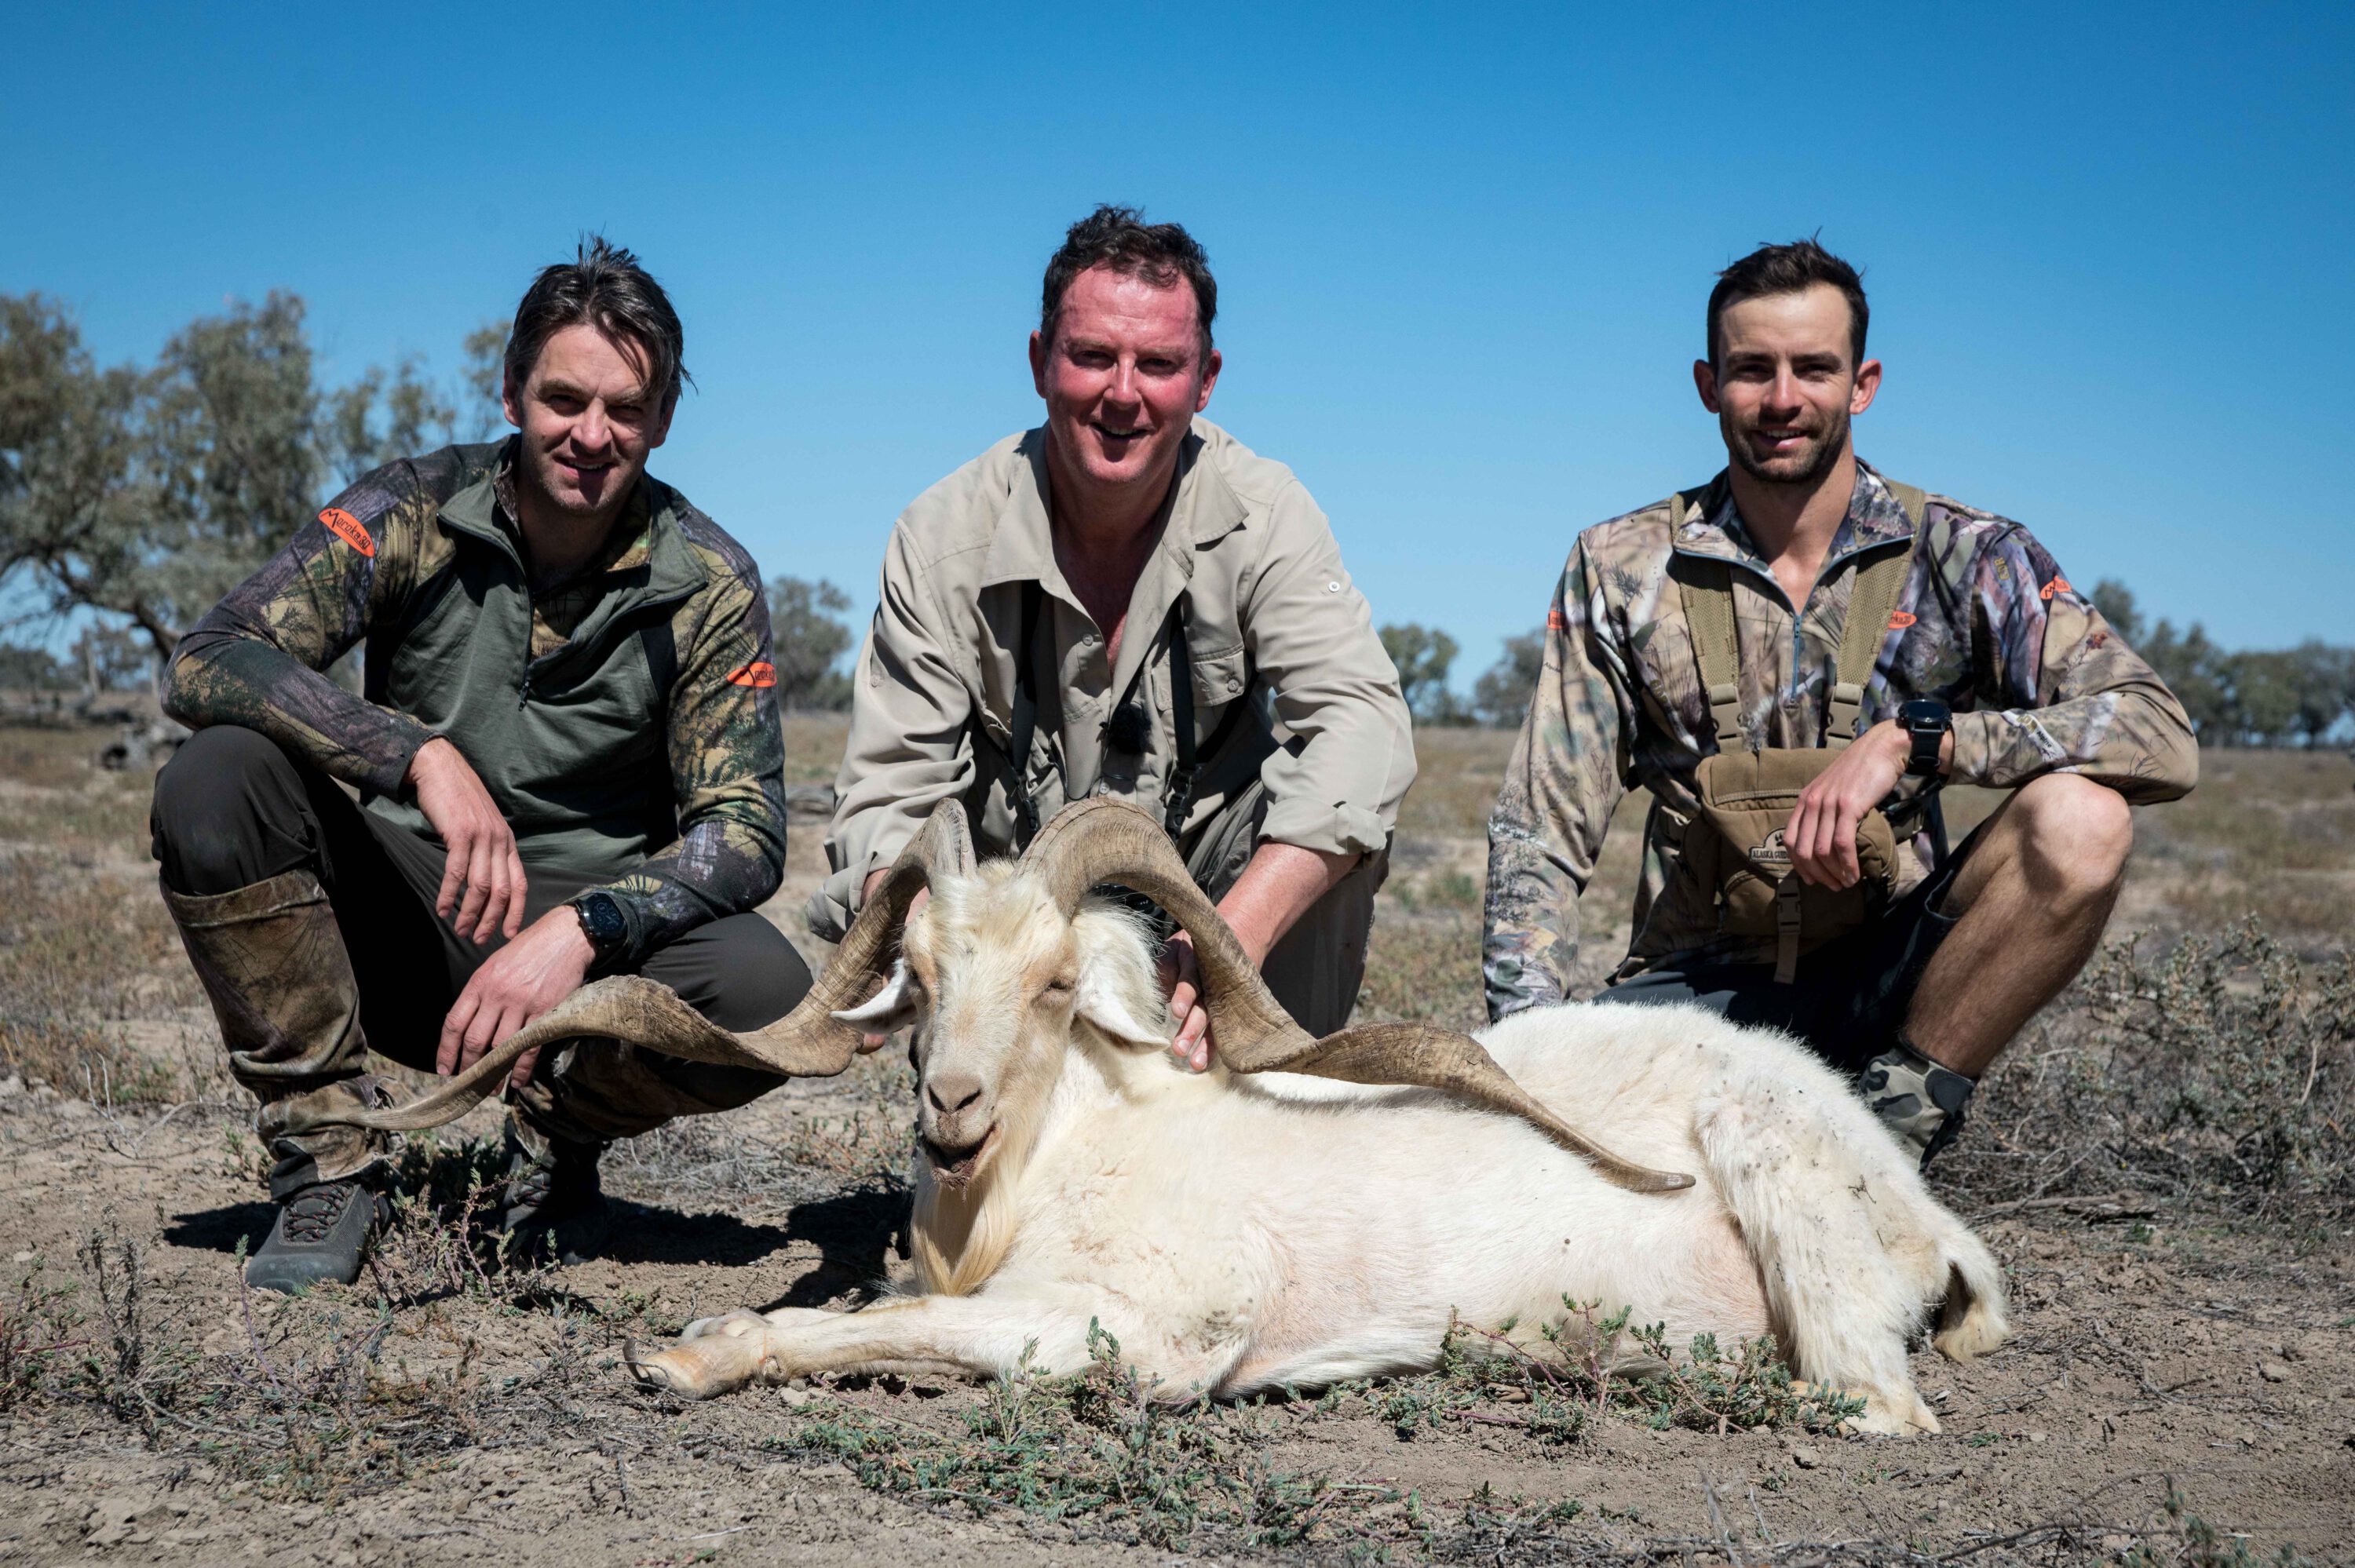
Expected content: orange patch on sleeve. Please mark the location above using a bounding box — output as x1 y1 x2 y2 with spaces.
726 661 779 688
1888 611 1918 629
1546 609 1569 631
2039 574 2072 601
318 508 375 557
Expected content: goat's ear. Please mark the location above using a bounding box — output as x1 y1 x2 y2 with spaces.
831 958 922 1033
1072 959 1170 1049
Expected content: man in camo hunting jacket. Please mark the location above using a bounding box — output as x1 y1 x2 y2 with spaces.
1483 239 2198 1166
152 239 804 1290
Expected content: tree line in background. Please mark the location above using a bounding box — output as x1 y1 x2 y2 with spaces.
4 290 2349 741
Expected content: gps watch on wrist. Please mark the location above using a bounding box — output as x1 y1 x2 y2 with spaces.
1897 698 1952 779
568 891 630 972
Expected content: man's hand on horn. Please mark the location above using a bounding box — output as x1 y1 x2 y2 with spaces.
1161 841 1360 1073
438 910 597 1090
1159 932 1215 1070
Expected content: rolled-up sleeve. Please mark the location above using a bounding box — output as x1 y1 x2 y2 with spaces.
811 526 980 939
1944 530 2198 803
1243 482 1416 858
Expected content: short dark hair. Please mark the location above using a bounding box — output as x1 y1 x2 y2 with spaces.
1707 238 1869 369
505 235 691 410
1040 205 1218 356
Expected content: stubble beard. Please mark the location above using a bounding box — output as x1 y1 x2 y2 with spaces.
1727 407 1850 490
519 444 630 531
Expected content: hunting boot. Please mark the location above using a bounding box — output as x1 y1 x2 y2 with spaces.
498 1113 612 1266
162 870 392 1292
1859 1039 1977 1170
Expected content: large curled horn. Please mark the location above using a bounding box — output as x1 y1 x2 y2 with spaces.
1021 797 1692 1195
288 799 977 1137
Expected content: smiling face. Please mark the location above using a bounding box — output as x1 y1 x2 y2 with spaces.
1696 283 1881 487
1028 264 1221 520
502 322 673 527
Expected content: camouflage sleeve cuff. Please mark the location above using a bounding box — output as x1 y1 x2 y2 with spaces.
1947 707 2065 789
589 818 786 970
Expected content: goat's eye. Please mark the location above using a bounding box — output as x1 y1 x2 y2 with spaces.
1042 977 1075 998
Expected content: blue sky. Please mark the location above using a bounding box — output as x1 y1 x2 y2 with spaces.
6 2 2350 680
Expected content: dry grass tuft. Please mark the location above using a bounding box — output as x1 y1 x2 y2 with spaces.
0 851 199 1102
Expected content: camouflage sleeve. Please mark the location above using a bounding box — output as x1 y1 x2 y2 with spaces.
162 463 436 796
1946 526 2199 803
1482 543 1636 1022
590 558 788 967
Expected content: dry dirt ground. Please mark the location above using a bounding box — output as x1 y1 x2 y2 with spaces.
2 716 2352 1566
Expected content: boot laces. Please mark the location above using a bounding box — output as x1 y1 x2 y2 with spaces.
279 1180 357 1245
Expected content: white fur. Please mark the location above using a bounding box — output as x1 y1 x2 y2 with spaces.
636 869 2010 1435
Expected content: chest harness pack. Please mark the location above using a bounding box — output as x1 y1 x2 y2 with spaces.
988 580 1259 853
1665 479 1935 983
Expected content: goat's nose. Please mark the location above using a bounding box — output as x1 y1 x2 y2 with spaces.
926 1073 984 1117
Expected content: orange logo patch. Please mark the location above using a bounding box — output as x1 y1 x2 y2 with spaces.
318 508 374 557
2039 574 2072 601
726 661 779 688
1888 611 1918 629
1546 609 1569 632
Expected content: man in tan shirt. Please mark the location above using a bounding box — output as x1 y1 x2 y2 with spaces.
815 206 1415 1060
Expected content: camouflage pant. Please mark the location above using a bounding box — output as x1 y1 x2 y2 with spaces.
152 726 809 1191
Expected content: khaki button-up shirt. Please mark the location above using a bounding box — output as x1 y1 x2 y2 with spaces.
812 418 1415 940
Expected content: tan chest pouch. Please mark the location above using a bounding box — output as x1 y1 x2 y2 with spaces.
1670 747 1901 983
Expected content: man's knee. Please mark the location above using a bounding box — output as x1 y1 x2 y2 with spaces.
2010 774 2134 903
152 726 313 894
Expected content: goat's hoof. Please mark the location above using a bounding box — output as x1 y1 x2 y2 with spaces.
626 1327 765 1399
1796 1379 1938 1437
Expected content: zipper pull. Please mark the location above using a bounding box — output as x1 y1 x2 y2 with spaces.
517 669 532 709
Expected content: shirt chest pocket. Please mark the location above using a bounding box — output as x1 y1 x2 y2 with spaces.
1186 642 1250 714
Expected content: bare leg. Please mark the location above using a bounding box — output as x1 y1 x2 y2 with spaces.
1904 774 2134 1078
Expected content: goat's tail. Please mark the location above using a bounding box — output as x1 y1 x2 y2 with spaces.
1929 1211 2010 1362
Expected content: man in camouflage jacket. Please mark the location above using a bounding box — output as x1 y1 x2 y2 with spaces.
1484 239 2196 1165
153 240 802 1289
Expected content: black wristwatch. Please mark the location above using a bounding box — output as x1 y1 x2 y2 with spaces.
1897 698 1952 779
568 891 631 972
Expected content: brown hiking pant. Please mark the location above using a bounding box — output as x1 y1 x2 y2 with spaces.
152 726 809 1183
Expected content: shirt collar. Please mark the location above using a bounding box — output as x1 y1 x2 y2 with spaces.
441 437 692 595
1676 459 1914 566
979 418 1250 592
489 453 657 582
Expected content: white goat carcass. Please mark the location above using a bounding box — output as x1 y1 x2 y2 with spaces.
368 797 2009 1435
